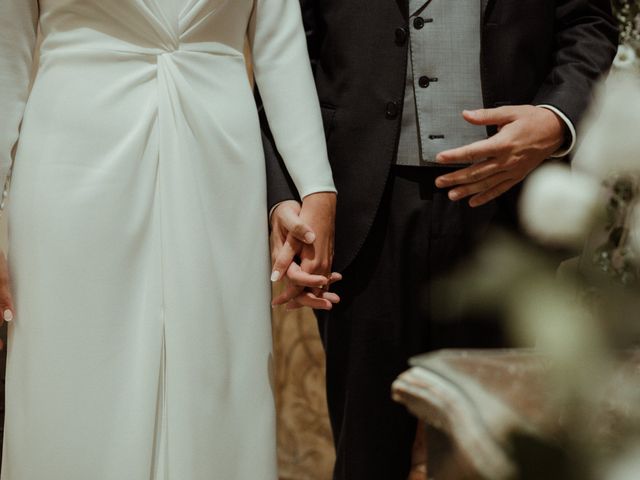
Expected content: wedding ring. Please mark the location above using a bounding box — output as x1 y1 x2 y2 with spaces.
319 274 332 292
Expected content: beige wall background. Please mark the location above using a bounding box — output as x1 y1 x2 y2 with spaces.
272 305 335 480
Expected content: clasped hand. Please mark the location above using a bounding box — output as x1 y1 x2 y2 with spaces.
270 193 341 311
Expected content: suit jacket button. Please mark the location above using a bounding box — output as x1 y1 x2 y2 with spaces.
385 101 400 119
413 17 425 29
395 27 408 46
418 76 431 88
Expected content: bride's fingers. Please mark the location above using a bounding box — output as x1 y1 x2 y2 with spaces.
0 291 13 322
273 271 342 308
280 289 339 309
286 263 330 289
0 253 14 327
272 284 305 306
286 292 332 311
269 236 284 266
284 299 303 310
271 233 302 283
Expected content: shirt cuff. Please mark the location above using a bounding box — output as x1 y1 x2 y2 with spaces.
537 104 577 158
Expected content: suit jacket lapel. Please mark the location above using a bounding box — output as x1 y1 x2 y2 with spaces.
396 0 409 20
481 0 495 23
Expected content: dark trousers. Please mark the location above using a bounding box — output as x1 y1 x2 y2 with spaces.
318 166 508 480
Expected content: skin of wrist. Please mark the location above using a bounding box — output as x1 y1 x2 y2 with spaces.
300 193 336 222
302 191 337 206
301 193 336 219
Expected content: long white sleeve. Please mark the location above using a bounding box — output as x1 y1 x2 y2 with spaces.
248 0 336 199
0 0 39 185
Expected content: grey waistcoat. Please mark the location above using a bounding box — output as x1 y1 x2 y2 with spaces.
396 0 487 166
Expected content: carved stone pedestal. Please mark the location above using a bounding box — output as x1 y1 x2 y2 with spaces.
393 350 549 479
393 349 640 480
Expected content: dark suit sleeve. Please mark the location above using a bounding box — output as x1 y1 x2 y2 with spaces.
259 0 325 212
532 0 619 128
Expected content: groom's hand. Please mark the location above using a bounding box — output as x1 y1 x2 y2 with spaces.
434 106 566 207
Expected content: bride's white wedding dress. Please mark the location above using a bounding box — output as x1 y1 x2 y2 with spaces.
0 0 335 478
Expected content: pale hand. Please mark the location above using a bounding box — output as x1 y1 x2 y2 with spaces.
435 106 566 207
0 252 15 350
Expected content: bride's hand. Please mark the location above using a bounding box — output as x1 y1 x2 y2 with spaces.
0 252 15 349
270 200 318 282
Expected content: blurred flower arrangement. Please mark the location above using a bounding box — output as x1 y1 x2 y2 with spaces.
613 1 640 72
522 74 640 287
438 74 640 479
522 73 640 479
518 75 640 479
613 0 640 43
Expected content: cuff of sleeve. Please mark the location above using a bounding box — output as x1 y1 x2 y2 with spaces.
538 104 577 158
298 185 338 200
268 187 337 222
269 201 289 222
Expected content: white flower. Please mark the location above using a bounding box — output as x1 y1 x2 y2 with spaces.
613 44 638 71
574 74 640 179
606 446 640 480
520 163 602 246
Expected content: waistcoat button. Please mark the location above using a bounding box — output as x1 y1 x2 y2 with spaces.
395 27 408 46
385 101 400 119
418 76 431 88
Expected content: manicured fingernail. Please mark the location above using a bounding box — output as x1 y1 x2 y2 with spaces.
3 309 13 322
271 271 281 282
304 232 316 244
449 191 460 201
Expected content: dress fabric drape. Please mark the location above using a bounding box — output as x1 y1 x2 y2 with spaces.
0 0 335 479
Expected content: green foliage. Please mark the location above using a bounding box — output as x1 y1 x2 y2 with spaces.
592 175 639 286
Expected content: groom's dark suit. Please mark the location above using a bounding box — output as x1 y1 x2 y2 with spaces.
262 1 618 479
